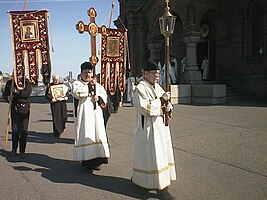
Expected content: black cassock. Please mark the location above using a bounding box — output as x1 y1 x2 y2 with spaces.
45 83 68 137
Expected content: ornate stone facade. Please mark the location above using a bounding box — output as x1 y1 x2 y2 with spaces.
116 0 267 99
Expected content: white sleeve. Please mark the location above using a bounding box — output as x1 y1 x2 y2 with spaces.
72 81 89 99
133 85 163 117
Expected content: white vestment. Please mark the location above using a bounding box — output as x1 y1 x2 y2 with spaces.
132 80 176 190
126 76 137 103
72 80 110 161
160 61 177 86
170 57 178 81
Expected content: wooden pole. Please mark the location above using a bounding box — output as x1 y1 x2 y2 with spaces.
165 36 170 91
164 36 170 126
108 1 115 28
5 108 11 145
5 77 14 145
23 0 27 11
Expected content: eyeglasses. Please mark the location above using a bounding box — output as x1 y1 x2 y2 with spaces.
148 70 160 75
82 69 92 74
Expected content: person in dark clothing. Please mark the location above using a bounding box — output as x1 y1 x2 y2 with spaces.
3 76 32 158
45 74 68 137
101 101 110 128
108 84 121 113
95 73 111 128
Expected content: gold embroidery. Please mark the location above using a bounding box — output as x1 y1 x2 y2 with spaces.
146 103 151 113
133 163 175 174
74 141 103 148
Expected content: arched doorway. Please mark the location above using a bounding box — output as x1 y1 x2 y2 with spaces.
197 10 228 82
197 21 216 81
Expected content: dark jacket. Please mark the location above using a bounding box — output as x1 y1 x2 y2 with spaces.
3 79 32 104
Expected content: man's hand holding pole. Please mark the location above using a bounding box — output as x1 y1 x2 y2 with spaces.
161 91 172 126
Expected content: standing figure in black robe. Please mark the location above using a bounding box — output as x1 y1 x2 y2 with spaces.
3 76 32 158
45 74 68 137
108 83 121 114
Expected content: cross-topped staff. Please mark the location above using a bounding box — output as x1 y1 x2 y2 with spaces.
76 7 98 75
76 7 107 75
76 7 107 109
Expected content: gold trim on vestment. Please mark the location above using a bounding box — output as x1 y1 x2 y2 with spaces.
74 141 103 148
133 163 175 174
146 103 151 113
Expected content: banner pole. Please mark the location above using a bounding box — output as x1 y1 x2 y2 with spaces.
23 0 27 11
5 75 14 145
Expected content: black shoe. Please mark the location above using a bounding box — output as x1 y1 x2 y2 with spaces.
81 164 93 173
93 166 102 171
11 149 17 156
20 152 26 158
157 189 175 200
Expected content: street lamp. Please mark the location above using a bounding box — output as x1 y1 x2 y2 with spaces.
159 0 176 126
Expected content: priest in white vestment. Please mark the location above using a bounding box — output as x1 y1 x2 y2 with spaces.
201 56 209 80
72 62 110 172
132 60 176 200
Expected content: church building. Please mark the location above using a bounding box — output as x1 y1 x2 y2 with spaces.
115 0 267 100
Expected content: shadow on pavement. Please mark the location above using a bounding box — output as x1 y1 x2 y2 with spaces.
29 96 74 104
30 96 49 104
0 149 158 200
26 131 74 145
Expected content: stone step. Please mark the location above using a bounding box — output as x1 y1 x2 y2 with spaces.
226 85 242 102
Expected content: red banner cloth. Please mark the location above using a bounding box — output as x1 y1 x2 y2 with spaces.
9 10 51 89
100 28 126 95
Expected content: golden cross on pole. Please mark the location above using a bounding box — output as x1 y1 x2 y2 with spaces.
76 7 107 109
76 7 107 76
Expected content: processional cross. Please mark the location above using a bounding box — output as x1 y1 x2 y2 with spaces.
76 7 107 76
76 7 107 108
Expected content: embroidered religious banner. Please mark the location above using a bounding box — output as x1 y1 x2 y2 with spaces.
9 10 51 90
100 28 127 95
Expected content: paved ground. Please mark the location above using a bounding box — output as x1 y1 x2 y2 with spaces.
0 97 267 200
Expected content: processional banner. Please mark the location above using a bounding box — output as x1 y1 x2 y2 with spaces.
9 10 51 90
100 28 126 95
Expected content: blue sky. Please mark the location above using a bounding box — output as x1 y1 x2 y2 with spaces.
0 0 119 79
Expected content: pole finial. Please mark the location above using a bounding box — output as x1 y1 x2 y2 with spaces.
23 0 28 11
166 0 169 7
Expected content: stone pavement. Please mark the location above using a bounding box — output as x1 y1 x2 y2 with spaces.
0 97 267 200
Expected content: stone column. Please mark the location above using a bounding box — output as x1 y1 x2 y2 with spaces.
182 32 202 83
180 2 203 83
